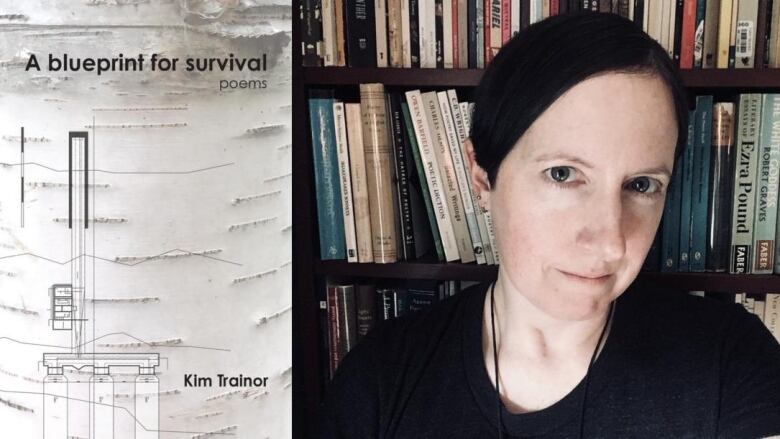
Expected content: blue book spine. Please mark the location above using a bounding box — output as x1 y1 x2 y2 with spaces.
678 111 696 272
662 148 685 272
690 96 713 272
309 95 346 260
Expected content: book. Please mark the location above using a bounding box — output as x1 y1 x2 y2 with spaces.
693 0 707 68
388 0 404 67
355 283 378 337
662 149 684 272
327 283 358 377
360 84 398 263
321 0 337 66
680 0 698 68
730 94 762 274
309 91 346 260
410 0 421 67
706 102 735 272
333 101 358 262
735 0 759 68
402 0 412 67
345 103 375 262
678 112 696 272
765 294 780 342
727 0 740 67
716 0 733 68
387 93 417 260
345 0 378 67
702 0 721 68
435 0 445 67
376 0 389 67
690 96 713 272
302 0 324 66
754 94 780 273
334 0 347 65
458 0 469 68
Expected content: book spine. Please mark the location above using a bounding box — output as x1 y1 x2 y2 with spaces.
690 96 713 272
728 0 740 67
770 0 780 67
730 94 762 274
388 0 404 67
755 94 780 273
334 0 347 65
680 0 697 68
326 284 341 377
717 0 734 68
376 0 389 67
706 102 736 272
401 102 446 261
735 0 759 68
378 288 393 320
408 284 439 312
388 93 417 260
360 84 398 263
693 0 706 67
678 113 696 272
662 150 684 272
521 0 530 29
476 0 485 68
440 91 485 264
302 0 324 66
355 284 377 338
490 0 502 62
333 102 358 263
469 0 478 68
345 103 374 263
401 0 412 67
410 0 421 67
501 0 510 43
443 0 454 68
321 0 337 66
434 0 444 67
511 0 520 37
309 94 346 260
458 0 469 68
765 294 780 342
405 90 460 261
393 288 409 317
336 285 358 356
634 0 645 26
754 0 769 68
345 0 378 67
423 92 475 262
484 0 492 65
673 0 685 63
702 0 721 67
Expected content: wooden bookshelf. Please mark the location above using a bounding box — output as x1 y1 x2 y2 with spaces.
291 18 780 439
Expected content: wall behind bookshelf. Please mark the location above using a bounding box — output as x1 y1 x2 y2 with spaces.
292 19 780 439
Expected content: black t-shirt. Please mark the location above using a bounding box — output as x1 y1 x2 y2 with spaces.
317 281 780 438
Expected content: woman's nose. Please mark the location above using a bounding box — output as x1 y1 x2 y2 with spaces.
575 192 627 263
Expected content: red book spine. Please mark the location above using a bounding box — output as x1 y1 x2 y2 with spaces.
485 0 492 63
679 0 697 69
501 0 510 44
551 0 559 15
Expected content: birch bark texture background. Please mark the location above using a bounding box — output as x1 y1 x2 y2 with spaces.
0 1 292 437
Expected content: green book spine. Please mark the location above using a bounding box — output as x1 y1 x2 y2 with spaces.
730 94 762 274
662 154 684 272
693 0 707 67
691 96 713 272
401 102 445 261
678 112 696 272
755 94 780 273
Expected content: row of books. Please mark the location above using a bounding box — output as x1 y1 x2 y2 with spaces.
309 84 499 265
300 0 780 69
651 94 780 275
321 282 780 378
320 280 470 377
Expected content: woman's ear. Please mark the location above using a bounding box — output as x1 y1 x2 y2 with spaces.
464 138 492 211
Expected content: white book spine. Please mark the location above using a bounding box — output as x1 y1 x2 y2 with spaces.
321 0 336 66
444 90 486 264
333 102 358 262
402 0 412 67
765 294 780 342
735 0 758 68
511 0 520 37
530 0 537 25
424 91 475 262
376 0 389 67
421 0 438 68
458 0 468 68
667 0 677 58
345 103 374 263
754 299 766 323
405 90 460 261
444 0 454 68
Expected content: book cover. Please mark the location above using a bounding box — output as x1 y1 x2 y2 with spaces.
345 0 379 67
753 94 780 273
355 283 378 338
690 96 713 272
345 103 375 262
333 101 359 262
693 0 707 68
707 102 736 272
388 93 417 260
661 148 684 272
735 0 759 68
678 112 696 272
702 0 721 68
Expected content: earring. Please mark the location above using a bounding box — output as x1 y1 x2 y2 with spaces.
477 194 482 200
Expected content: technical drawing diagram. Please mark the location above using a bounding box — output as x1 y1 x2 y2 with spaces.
0 1 292 437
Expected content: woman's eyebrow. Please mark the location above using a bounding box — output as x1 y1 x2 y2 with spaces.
533 152 595 169
633 166 672 178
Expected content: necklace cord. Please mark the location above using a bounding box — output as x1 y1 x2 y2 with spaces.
489 282 615 439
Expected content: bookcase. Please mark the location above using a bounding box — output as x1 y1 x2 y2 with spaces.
291 10 780 439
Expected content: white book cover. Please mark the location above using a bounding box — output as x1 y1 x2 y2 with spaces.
402 0 413 67
420 0 438 68
332 102 358 263
376 0 389 67
404 90 460 261
765 294 780 342
511 0 520 37
423 92 475 262
345 103 374 263
442 90 485 264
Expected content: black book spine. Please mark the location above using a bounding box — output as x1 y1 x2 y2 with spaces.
672 0 684 64
633 0 644 25
758 0 772 68
355 284 377 338
435 0 444 68
345 0 378 67
521 0 530 29
302 0 324 66
468 0 477 68
410 0 421 67
706 133 735 272
617 0 630 17
388 93 416 260
598 0 611 12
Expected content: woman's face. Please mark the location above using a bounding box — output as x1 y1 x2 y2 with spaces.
484 72 678 321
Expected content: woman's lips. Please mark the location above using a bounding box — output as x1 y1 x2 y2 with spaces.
558 269 613 284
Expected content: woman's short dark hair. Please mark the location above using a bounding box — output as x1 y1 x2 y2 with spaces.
470 12 689 187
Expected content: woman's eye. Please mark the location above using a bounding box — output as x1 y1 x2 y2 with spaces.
546 166 574 183
627 177 661 194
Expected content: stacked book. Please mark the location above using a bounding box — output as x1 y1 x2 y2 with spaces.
300 0 780 70
308 84 499 265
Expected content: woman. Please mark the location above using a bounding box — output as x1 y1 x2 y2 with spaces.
318 12 780 438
